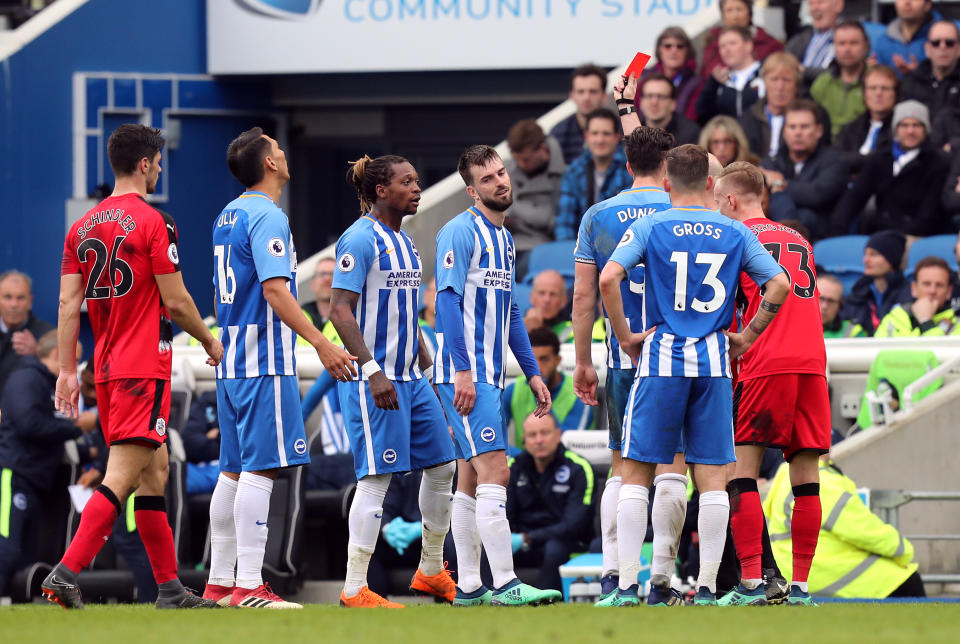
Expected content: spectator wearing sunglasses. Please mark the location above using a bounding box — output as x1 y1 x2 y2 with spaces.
637 27 704 123
902 20 960 118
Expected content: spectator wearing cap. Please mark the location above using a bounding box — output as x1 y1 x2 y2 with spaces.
638 27 704 122
875 256 960 336
636 74 701 145
871 0 936 77
835 65 899 175
810 21 870 138
833 100 950 235
820 273 867 338
840 231 912 336
700 0 784 80
902 20 960 118
504 119 566 278
697 26 766 124
786 0 846 87
760 99 848 239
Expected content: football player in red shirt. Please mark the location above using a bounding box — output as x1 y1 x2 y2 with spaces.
716 161 830 607
43 124 223 609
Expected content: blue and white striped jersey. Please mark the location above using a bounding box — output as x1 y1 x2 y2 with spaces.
574 187 672 369
332 215 423 382
434 207 515 388
608 207 783 378
213 191 298 380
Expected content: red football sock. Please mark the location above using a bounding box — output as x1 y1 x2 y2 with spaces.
61 486 122 573
134 496 179 585
728 479 763 582
791 486 822 584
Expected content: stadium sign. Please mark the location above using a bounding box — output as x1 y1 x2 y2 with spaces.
208 0 714 73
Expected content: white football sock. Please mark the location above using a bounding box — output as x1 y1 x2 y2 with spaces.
451 491 482 593
418 462 454 576
208 473 238 587
696 490 730 594
234 472 273 590
475 484 516 589
617 484 649 591
343 473 391 597
651 473 688 583
600 475 621 578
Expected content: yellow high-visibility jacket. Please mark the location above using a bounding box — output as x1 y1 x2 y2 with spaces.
762 461 918 598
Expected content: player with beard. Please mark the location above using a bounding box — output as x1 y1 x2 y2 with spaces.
434 145 561 606
331 155 457 607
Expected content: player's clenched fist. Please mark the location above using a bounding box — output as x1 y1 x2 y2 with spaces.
369 371 399 410
316 340 358 382
573 362 599 406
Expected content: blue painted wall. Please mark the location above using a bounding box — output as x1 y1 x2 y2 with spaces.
0 0 272 327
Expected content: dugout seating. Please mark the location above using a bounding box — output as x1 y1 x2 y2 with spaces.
905 235 960 279
814 235 869 294
522 240 577 287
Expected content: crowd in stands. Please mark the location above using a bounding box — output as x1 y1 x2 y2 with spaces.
6 0 960 601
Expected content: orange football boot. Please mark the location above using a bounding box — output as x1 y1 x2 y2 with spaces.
409 562 456 603
339 586 404 608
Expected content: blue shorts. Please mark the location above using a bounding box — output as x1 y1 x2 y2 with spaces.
623 376 733 465
339 377 455 479
217 375 310 472
437 383 505 460
605 368 635 450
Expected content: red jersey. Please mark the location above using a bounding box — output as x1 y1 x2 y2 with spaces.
61 193 180 383
735 218 826 381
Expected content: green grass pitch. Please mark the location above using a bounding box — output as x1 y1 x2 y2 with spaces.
2 603 958 644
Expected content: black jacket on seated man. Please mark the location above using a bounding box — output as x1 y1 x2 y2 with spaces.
0 356 81 491
761 143 848 238
640 113 701 146
506 445 594 591
834 112 894 176
901 59 960 120
0 311 53 398
741 100 833 162
841 272 912 337
832 141 952 236
0 355 82 597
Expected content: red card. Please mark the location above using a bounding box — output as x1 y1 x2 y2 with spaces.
625 52 651 78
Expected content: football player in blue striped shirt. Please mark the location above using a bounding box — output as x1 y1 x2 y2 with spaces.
572 126 676 602
204 128 356 609
597 144 790 606
330 154 458 608
434 145 560 607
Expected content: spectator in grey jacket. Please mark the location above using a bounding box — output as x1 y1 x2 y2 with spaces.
505 120 566 280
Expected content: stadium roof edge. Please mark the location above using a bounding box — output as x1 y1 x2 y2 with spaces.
0 0 89 63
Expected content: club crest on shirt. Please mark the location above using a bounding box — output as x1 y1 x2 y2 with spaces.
554 465 570 484
268 237 286 257
617 229 634 249
443 249 455 269
382 448 398 464
13 492 27 511
294 438 307 455
338 253 356 273
506 244 514 269
155 417 167 437
479 427 496 443
167 243 179 265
